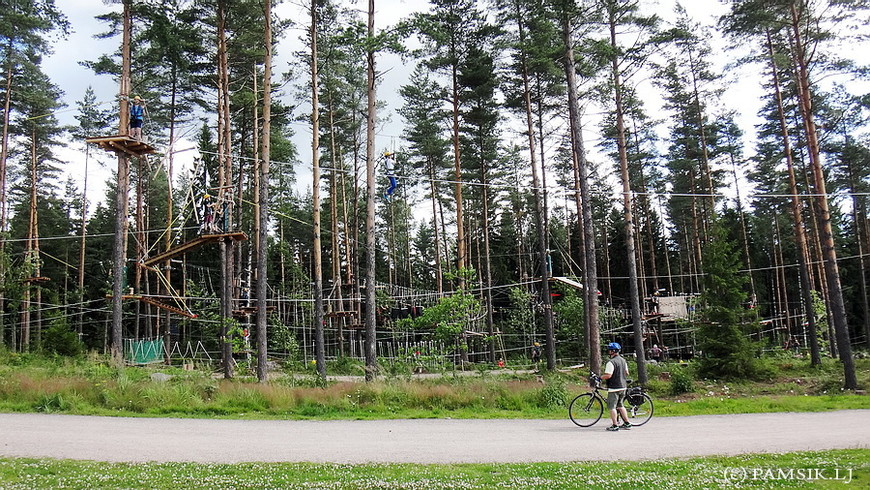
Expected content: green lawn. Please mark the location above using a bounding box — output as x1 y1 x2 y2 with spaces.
0 449 866 489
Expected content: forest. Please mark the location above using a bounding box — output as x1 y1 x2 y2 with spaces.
1 0 868 388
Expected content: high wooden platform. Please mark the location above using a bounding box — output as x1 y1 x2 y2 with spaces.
139 295 197 319
22 276 50 283
232 305 276 317
86 134 157 157
549 276 584 290
325 311 357 318
143 232 248 267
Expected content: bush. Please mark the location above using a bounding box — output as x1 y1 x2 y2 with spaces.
41 320 84 357
538 378 568 408
669 366 695 396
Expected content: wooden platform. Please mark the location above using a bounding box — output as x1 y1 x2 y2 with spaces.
143 232 248 267
325 311 357 318
105 294 141 300
139 295 197 319
232 305 276 317
22 276 50 283
85 134 157 157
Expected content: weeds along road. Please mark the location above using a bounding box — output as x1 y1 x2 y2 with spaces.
1 410 868 464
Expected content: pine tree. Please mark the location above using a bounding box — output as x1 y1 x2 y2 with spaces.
721 0 868 389
696 219 763 380
399 66 451 293
597 0 659 383
0 0 68 349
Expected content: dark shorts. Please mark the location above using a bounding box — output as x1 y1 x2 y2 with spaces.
607 390 626 411
130 119 143 128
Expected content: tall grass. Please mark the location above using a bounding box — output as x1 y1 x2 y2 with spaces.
0 352 867 419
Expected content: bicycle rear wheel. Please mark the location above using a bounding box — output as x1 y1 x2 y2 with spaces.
622 393 654 426
568 393 603 427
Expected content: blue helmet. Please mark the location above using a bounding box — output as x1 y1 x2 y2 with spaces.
607 342 621 351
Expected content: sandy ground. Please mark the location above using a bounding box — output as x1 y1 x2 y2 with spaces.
1 410 868 464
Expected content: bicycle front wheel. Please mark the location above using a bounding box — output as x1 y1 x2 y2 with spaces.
568 393 603 427
623 393 654 426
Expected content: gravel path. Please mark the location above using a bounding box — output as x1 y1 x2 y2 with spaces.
2 410 868 464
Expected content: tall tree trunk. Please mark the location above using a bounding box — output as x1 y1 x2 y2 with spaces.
790 5 856 388
111 0 134 365
451 54 467 281
78 140 90 337
688 169 704 294
340 155 354 354
842 134 870 348
608 13 646 383
0 53 12 347
328 99 346 354
429 160 443 294
217 0 234 379
135 157 144 341
729 144 757 308
255 0 272 382
513 1 555 369
481 160 496 363
163 74 178 362
22 134 40 350
688 47 715 228
363 0 378 381
309 0 326 380
562 11 600 372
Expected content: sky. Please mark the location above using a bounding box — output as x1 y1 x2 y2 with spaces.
40 0 868 216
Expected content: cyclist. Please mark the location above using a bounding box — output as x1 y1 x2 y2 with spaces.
601 342 632 431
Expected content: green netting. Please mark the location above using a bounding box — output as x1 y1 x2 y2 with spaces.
124 338 165 364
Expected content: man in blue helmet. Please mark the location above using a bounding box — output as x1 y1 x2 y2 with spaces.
601 342 632 431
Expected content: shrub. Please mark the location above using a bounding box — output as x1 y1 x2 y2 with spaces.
538 378 568 408
669 366 695 395
41 320 84 357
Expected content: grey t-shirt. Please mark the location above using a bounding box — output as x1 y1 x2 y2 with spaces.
604 355 629 391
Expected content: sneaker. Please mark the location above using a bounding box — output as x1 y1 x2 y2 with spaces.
606 425 619 432
619 422 632 430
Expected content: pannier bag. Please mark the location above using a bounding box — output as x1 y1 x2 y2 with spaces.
627 387 645 405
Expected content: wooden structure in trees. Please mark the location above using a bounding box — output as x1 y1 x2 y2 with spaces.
143 232 247 267
139 295 198 319
21 276 50 283
233 305 275 318
85 134 157 158
105 292 197 319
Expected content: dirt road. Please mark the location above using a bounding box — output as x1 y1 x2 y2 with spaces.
2 410 867 463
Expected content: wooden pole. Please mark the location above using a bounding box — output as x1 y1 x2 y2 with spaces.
111 0 133 365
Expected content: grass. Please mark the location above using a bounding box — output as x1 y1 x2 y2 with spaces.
0 351 867 420
0 449 866 488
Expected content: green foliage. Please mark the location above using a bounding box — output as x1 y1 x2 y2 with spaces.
0 353 867 420
40 319 84 357
397 275 483 345
696 220 765 380
810 290 831 355
668 366 695 396
268 315 301 362
328 356 365 376
538 377 568 408
552 286 585 341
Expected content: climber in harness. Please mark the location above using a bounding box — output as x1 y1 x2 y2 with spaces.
129 95 146 141
383 151 398 201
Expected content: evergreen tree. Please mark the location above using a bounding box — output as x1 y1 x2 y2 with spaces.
696 219 764 380
399 66 451 293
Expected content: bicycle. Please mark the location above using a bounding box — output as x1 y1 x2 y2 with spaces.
568 372 654 427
